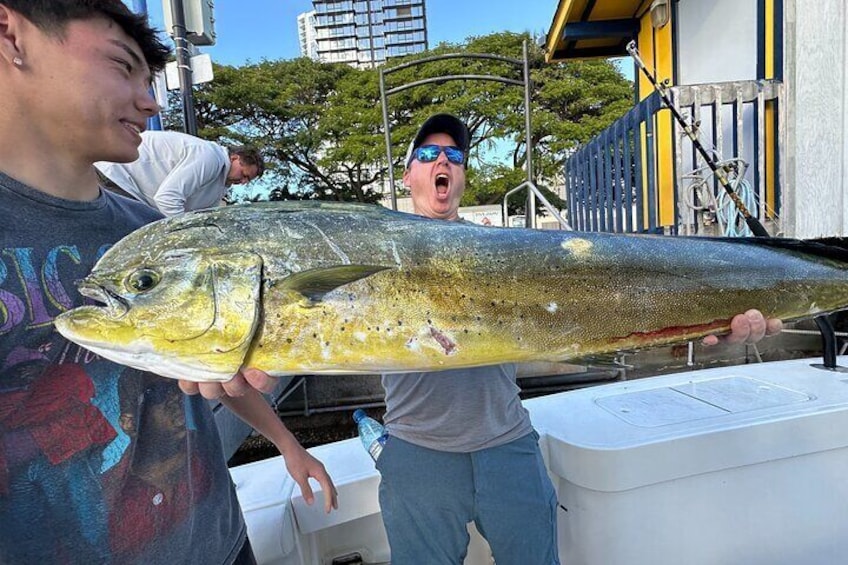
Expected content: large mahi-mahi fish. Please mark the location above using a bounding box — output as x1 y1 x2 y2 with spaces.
54 201 848 382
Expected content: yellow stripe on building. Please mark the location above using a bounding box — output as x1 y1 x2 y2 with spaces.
634 7 675 229
764 0 777 218
653 7 675 228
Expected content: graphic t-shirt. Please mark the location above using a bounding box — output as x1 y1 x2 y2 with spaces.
0 172 245 564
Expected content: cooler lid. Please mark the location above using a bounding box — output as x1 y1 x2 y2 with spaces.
595 376 810 427
526 357 848 492
229 456 297 512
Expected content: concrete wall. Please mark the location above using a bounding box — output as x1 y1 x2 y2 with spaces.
782 0 848 238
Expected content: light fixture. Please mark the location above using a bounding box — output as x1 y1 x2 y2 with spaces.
650 0 670 29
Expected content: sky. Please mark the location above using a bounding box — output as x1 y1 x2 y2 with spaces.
138 0 558 66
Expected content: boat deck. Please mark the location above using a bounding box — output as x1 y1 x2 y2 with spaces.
231 355 848 564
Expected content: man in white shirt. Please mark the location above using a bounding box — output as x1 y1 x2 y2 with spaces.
96 130 264 216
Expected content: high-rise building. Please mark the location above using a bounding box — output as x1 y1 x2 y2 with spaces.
301 1 428 69
297 10 319 61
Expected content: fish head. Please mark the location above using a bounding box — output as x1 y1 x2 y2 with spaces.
54 249 263 382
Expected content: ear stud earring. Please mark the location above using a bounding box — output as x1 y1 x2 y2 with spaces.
12 56 23 66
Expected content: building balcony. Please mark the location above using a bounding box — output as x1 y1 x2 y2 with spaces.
314 2 354 15
564 79 782 237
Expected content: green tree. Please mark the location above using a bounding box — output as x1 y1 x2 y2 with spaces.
376 32 631 214
189 58 387 203
172 32 632 209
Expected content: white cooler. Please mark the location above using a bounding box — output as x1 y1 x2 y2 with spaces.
525 357 848 565
233 438 495 564
229 440 389 565
290 439 390 565
288 439 494 565
230 456 304 565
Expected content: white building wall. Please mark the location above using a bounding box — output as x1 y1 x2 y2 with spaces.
676 0 848 238
675 0 759 218
297 11 319 60
677 0 758 85
783 0 848 237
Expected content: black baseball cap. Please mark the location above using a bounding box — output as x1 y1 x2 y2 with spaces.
404 113 470 168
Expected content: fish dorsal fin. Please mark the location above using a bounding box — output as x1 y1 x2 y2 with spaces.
689 236 848 264
282 265 391 302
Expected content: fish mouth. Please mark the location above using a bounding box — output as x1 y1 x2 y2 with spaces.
76 279 131 317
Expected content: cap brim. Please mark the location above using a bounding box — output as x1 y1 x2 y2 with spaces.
412 114 470 154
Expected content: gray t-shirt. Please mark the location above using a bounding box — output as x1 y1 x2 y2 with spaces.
0 172 245 564
382 363 533 452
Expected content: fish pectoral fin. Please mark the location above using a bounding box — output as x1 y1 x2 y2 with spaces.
281 264 391 303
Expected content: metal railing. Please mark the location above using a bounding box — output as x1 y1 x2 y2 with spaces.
565 92 663 233
502 181 572 230
380 41 548 226
673 80 782 236
564 79 782 235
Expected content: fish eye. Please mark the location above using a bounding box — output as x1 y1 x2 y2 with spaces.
126 269 160 293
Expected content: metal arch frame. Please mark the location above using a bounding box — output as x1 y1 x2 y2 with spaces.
378 41 540 222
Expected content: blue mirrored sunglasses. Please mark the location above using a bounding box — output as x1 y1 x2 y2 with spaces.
411 144 465 165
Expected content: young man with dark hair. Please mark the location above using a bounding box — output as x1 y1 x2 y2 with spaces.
0 2 335 563
96 130 267 215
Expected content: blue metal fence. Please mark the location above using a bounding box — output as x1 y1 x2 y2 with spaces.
565 92 663 234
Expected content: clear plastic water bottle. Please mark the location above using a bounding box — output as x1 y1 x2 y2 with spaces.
353 409 387 462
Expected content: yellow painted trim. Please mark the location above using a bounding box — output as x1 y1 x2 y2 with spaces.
545 0 577 63
764 0 774 79
636 16 654 100
760 0 776 217
640 121 650 229
654 16 673 85
765 101 777 217
592 2 638 19
656 111 675 226
635 15 661 227
652 10 675 227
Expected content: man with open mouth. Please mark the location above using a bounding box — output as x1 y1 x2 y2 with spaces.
375 112 780 565
376 113 564 564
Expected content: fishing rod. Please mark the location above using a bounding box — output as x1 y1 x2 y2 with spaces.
626 41 770 237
